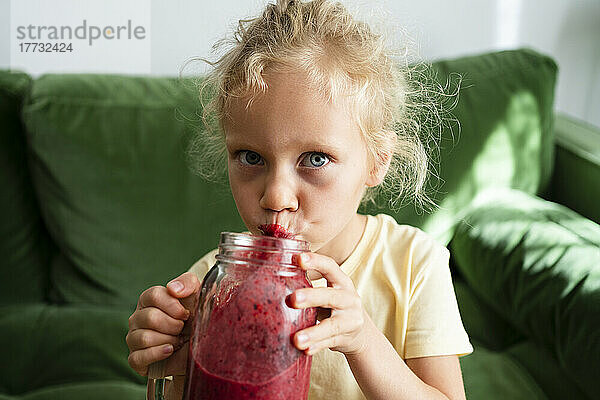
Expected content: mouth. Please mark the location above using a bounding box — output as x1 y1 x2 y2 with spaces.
258 224 295 239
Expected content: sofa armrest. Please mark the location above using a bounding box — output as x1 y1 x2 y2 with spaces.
546 112 600 224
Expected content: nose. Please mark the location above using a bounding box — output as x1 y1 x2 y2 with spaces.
259 168 299 212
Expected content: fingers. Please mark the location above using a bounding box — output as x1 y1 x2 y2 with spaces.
166 272 201 299
294 253 353 289
167 272 202 319
306 269 324 281
129 307 185 335
293 313 367 356
137 285 190 321
293 314 368 355
289 287 358 310
128 343 175 377
128 273 201 378
289 252 370 356
126 328 180 352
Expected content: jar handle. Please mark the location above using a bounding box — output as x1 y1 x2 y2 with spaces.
147 360 167 400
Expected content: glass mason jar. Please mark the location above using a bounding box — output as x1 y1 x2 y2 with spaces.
182 232 317 400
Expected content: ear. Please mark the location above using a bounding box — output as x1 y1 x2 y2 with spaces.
366 153 391 187
366 134 395 187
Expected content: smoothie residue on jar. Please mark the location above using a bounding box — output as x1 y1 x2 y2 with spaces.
258 224 295 239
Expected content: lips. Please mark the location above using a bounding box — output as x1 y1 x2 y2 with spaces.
258 224 295 239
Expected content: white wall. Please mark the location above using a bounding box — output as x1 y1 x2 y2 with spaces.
1 0 599 127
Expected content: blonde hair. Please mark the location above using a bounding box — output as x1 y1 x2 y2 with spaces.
181 0 460 213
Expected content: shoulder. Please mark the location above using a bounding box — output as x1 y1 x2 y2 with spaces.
372 213 450 273
188 248 219 281
373 213 449 256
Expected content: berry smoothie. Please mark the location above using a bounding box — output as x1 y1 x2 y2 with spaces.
184 227 315 400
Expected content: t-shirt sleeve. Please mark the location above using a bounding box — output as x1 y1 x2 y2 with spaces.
403 239 473 359
188 248 219 282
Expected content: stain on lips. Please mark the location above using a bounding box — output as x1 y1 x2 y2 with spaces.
258 224 295 239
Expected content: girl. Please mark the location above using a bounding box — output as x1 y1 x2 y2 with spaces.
126 0 473 399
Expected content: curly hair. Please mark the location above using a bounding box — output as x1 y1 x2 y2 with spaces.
180 0 461 213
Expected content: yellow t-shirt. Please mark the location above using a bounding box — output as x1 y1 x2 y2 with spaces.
188 213 473 399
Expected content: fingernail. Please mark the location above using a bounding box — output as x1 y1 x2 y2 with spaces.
163 344 173 354
300 253 308 263
295 291 305 303
168 281 183 293
297 333 308 344
183 309 190 320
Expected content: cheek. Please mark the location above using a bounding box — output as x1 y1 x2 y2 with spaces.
303 168 365 211
228 169 256 215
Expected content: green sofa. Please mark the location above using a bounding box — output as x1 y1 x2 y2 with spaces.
1 48 598 399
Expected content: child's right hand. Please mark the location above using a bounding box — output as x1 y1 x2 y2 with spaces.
126 272 200 377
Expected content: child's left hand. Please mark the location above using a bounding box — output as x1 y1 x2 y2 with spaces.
289 252 372 356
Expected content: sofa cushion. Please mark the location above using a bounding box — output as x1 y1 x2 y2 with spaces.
362 48 558 244
460 341 547 400
21 74 245 309
0 70 54 305
450 187 600 399
0 304 144 396
454 279 588 399
505 340 590 399
0 381 144 400
452 279 525 352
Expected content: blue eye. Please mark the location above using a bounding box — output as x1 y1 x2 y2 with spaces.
239 150 263 165
302 152 330 168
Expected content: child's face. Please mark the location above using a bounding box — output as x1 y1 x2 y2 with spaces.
224 70 380 253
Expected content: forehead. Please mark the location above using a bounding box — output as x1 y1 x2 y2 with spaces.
223 70 362 150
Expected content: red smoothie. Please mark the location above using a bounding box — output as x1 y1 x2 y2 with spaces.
183 228 315 400
188 348 311 399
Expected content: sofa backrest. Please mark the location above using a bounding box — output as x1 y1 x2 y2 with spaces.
3 48 558 309
362 48 558 243
20 74 246 309
0 71 54 305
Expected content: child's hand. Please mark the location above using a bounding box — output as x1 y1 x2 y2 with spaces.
289 253 372 357
126 272 200 377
